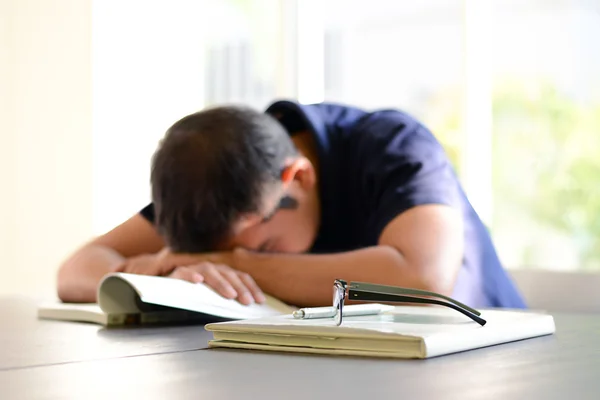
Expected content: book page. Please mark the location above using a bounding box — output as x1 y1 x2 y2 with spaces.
99 273 296 320
208 340 425 359
37 302 108 325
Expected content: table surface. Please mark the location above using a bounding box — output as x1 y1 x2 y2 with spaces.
1 296 599 400
0 296 213 370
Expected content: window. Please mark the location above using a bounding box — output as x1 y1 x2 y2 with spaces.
311 0 600 272
202 0 294 109
92 0 600 272
490 0 600 271
320 0 466 176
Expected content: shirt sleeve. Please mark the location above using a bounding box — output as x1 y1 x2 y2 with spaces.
352 110 463 244
139 203 156 224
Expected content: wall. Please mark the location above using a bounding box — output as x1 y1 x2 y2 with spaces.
510 269 600 313
0 0 208 298
91 0 206 235
0 0 16 295
0 0 94 298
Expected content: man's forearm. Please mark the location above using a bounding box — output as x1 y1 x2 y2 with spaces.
57 244 125 303
235 245 435 307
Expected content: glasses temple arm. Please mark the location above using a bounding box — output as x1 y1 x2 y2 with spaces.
349 290 487 326
349 282 481 316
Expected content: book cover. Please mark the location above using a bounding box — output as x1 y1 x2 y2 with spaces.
205 306 556 358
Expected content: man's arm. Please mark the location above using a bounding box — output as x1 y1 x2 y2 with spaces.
57 214 165 303
231 204 464 307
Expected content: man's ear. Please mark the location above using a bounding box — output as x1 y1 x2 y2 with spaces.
281 157 315 189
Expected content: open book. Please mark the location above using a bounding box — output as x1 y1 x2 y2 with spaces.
205 306 556 359
37 272 295 326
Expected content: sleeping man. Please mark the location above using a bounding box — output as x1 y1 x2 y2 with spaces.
57 100 526 309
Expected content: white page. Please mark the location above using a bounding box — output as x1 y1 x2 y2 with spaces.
103 273 295 319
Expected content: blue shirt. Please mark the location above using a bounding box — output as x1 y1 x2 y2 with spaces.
265 100 526 309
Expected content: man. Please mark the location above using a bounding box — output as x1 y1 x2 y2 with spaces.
57 100 526 309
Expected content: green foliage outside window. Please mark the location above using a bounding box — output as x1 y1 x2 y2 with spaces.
429 80 600 270
493 81 600 269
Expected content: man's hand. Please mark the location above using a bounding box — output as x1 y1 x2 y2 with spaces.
168 262 265 305
116 247 264 305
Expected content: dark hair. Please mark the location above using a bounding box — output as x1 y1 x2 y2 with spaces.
150 105 298 252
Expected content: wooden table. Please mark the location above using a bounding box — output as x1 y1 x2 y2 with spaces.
1 297 599 399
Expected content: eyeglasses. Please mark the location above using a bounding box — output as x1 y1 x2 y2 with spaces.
262 195 298 222
333 279 487 326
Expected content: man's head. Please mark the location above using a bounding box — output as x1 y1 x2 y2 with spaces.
151 105 320 254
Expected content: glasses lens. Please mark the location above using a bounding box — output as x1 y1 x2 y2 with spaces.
333 280 346 326
333 283 339 308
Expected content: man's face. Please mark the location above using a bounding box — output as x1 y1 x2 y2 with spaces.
219 180 320 254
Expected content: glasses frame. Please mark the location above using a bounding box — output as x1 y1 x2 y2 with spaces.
333 279 487 326
333 279 347 326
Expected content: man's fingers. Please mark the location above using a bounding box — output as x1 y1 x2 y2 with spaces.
238 272 266 304
165 263 262 306
220 268 255 305
201 264 238 299
169 266 204 284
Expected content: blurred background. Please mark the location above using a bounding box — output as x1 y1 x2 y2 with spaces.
1 0 599 309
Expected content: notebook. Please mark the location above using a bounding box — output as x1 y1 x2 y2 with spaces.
37 272 295 326
205 306 556 359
